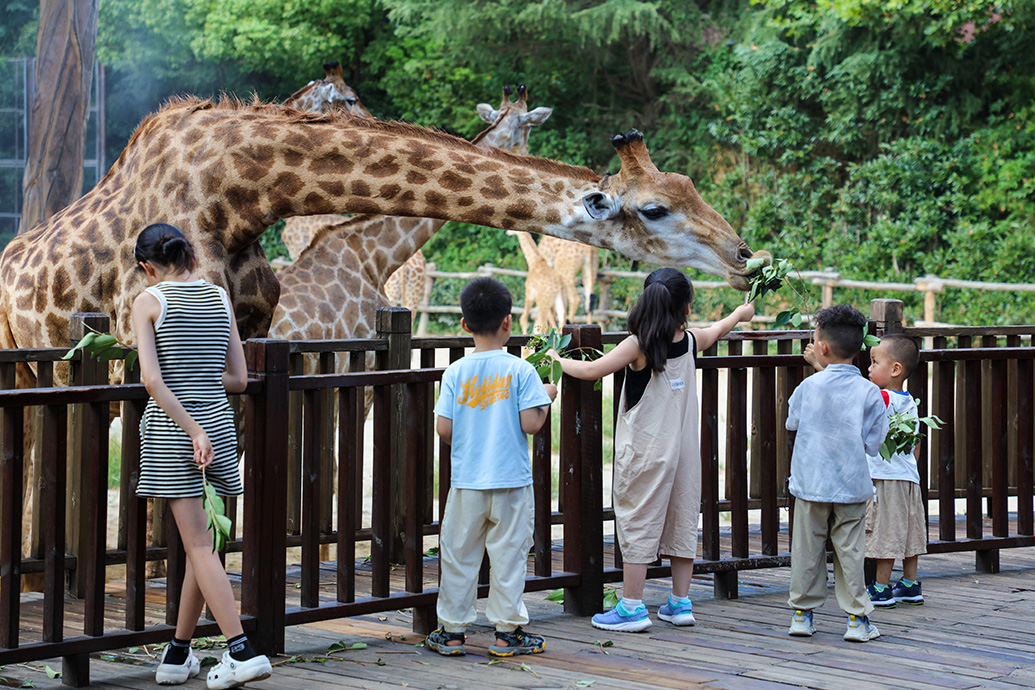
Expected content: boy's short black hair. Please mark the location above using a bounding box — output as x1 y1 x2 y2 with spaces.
814 304 867 359
460 277 512 335
880 333 920 378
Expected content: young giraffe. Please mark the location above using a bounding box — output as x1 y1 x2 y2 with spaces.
507 230 567 334
268 85 553 350
539 236 599 324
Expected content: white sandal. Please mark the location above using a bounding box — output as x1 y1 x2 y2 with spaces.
155 645 200 685
206 650 272 689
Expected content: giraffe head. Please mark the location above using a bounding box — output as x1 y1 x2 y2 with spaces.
284 60 372 118
473 84 553 155
581 130 769 290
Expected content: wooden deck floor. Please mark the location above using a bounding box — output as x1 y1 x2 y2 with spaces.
3 544 1034 690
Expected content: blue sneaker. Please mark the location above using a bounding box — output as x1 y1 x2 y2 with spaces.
892 579 924 605
658 596 696 626
591 601 652 632
788 609 815 636
867 583 896 609
843 614 880 642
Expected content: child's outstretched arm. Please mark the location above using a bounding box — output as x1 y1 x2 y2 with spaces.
519 383 558 434
546 336 645 381
802 343 824 372
691 303 754 352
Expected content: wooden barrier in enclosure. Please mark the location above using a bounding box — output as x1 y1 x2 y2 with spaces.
1 300 1033 685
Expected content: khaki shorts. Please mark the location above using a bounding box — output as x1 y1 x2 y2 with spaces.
865 479 928 560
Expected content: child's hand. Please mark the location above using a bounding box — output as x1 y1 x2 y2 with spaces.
732 303 755 323
192 432 215 469
544 383 558 402
545 348 562 361
803 343 823 372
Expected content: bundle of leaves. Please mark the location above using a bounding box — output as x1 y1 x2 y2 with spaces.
746 257 807 328
63 327 138 370
880 401 944 462
525 330 570 385
203 475 233 552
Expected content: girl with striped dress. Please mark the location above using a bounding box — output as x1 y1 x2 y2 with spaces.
132 223 272 688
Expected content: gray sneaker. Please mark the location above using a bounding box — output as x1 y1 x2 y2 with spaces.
843 614 880 642
788 609 815 636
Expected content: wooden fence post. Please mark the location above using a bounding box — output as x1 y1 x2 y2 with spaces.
869 299 904 335
242 339 290 655
67 313 109 601
376 307 411 563
913 276 943 325
561 324 604 616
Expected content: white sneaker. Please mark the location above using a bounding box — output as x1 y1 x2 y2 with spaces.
788 609 815 636
155 645 200 685
206 651 273 689
843 614 880 642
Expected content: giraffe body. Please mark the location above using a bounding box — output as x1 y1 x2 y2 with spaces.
539 236 599 323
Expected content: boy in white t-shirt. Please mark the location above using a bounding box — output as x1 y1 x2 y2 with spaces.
428 278 557 657
864 334 926 607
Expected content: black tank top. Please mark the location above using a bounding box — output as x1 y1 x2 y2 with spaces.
623 332 696 411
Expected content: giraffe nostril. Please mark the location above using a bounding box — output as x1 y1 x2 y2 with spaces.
737 245 754 264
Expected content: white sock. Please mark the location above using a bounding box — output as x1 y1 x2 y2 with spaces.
620 598 643 611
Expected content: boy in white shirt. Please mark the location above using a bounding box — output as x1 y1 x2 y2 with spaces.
864 334 926 607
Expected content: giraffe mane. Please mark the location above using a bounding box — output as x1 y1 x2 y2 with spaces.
103 94 602 187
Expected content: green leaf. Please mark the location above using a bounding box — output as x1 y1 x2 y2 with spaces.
862 334 881 349
124 350 139 371
545 588 564 603
551 360 563 385
774 310 793 327
790 311 802 327
745 257 767 271
62 332 98 360
44 666 60 679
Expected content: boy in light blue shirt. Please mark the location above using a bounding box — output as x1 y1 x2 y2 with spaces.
428 277 556 657
786 304 888 642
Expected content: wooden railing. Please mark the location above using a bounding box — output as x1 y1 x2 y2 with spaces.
1 301 1033 685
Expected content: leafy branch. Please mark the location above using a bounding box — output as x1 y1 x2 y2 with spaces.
745 257 814 329
203 471 232 552
880 400 944 462
524 329 602 389
63 324 138 370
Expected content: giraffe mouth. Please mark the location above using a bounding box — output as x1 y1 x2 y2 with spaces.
727 248 772 291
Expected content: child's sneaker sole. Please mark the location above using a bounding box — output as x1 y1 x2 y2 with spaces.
591 617 652 632
658 611 696 626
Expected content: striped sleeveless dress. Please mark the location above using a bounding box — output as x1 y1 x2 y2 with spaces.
136 280 243 498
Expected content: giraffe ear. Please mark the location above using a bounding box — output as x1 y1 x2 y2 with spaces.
522 107 553 127
582 191 621 220
476 103 499 124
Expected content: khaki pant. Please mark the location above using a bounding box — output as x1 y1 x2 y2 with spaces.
788 498 872 617
437 485 534 633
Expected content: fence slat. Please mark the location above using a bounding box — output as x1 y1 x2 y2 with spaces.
41 403 66 642
0 405 24 649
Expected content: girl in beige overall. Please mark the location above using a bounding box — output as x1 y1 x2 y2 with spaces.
549 268 753 631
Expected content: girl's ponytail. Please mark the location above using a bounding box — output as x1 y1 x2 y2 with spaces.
627 268 693 372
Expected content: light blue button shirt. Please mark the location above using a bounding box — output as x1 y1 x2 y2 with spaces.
786 363 889 503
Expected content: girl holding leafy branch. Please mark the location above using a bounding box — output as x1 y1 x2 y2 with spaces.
132 223 271 688
548 268 754 632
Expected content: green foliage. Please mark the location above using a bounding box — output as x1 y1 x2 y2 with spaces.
880 400 944 462
203 478 232 552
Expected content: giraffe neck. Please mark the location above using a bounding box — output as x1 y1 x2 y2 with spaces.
114 99 601 255
514 232 547 270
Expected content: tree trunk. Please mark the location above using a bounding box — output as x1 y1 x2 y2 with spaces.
19 0 99 235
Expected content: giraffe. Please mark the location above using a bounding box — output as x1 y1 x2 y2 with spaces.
268 84 554 348
0 94 770 381
281 213 347 261
507 230 567 334
282 60 373 118
539 236 599 324
382 250 427 314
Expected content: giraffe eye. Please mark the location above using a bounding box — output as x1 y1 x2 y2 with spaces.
640 206 668 221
